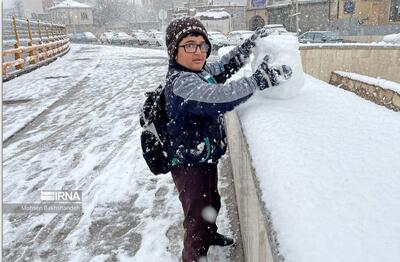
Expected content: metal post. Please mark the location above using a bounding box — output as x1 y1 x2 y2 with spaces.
295 0 299 35
37 19 43 44
37 19 46 60
12 16 24 70
50 23 56 40
45 25 53 57
328 0 331 27
26 18 36 64
45 25 50 41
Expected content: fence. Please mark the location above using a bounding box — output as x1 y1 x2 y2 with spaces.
2 16 70 81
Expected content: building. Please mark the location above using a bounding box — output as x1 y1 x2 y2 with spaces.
333 0 400 37
195 10 232 33
7 0 46 19
196 4 247 30
246 0 338 32
245 0 399 36
337 0 394 25
47 0 94 33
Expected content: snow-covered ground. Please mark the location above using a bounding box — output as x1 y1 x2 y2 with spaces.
226 35 400 262
4 37 400 262
2 44 236 261
238 75 400 262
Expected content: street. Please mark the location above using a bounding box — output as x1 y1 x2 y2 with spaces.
3 44 241 261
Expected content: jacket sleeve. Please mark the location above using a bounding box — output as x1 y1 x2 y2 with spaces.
172 71 258 118
203 46 247 84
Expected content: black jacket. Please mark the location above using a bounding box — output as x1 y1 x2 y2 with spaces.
164 46 260 166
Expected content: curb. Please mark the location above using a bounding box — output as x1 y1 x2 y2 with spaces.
225 111 283 262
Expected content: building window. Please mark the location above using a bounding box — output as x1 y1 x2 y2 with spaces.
344 0 356 14
81 12 88 20
389 0 400 22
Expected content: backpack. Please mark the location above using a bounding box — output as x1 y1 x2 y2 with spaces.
140 84 172 175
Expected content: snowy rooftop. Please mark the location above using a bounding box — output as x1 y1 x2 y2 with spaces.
48 0 92 9
195 11 231 19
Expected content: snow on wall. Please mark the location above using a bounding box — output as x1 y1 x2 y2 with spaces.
335 70 400 93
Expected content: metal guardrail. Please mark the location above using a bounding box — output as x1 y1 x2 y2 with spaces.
2 16 70 81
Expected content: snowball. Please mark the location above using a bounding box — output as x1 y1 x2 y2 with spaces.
218 35 305 99
251 35 305 99
201 206 217 223
217 46 234 58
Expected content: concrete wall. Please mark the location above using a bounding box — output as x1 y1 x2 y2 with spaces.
196 5 247 31
266 0 332 33
300 45 400 83
342 35 383 42
225 111 283 262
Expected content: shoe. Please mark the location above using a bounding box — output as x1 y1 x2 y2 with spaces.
210 233 234 246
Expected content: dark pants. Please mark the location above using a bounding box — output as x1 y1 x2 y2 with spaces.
171 164 221 262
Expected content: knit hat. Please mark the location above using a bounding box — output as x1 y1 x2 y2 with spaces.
165 16 211 59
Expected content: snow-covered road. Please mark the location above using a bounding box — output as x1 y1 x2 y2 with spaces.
3 45 239 261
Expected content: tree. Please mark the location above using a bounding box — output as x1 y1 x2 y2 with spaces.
93 0 130 27
15 0 24 18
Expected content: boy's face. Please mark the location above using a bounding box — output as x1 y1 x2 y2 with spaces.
176 35 207 71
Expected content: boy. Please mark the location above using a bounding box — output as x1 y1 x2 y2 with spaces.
164 17 291 262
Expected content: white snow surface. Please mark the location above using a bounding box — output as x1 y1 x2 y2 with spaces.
335 70 400 93
220 37 400 261
300 42 400 47
383 33 400 44
3 44 234 261
49 0 91 9
220 35 305 99
251 35 304 99
238 75 400 262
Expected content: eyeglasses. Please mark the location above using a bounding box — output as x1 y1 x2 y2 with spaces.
178 43 210 53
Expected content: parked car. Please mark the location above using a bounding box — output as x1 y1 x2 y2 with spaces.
116 32 135 45
226 30 254 46
298 31 345 43
68 32 98 43
262 24 296 36
132 32 149 46
147 32 165 46
100 31 118 44
208 31 228 50
82 32 98 43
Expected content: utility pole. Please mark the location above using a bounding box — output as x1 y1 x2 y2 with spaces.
289 0 300 35
295 0 299 35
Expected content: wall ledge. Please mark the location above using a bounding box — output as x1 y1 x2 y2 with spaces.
330 71 400 112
